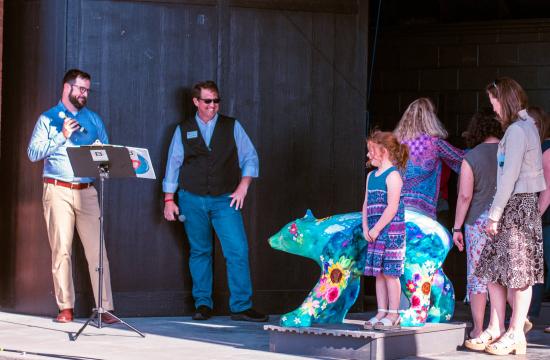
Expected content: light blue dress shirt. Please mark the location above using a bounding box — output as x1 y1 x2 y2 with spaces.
162 113 259 193
27 101 109 183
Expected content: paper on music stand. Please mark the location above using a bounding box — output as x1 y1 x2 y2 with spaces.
127 146 156 179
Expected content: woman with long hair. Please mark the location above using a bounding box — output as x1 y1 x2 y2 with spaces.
393 98 464 327
472 78 545 356
394 97 464 219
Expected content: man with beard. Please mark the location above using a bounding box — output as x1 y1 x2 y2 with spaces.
27 69 117 323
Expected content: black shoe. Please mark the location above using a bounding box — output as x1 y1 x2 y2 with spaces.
192 305 212 320
230 308 269 322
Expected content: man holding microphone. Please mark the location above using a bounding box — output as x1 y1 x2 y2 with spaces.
27 69 117 323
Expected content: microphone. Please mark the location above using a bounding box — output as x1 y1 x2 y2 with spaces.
58 111 87 134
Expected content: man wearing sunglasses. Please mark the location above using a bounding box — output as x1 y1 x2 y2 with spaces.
163 80 267 322
27 69 117 324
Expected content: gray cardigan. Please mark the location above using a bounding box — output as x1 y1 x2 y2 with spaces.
488 110 546 222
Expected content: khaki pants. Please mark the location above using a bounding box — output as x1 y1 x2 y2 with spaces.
42 183 114 311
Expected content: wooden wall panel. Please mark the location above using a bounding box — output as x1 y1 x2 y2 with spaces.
1 0 367 316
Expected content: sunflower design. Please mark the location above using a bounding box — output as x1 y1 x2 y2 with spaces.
327 262 348 287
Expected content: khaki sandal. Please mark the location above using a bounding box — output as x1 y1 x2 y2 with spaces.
373 309 401 331
484 332 527 356
363 309 386 330
464 329 498 351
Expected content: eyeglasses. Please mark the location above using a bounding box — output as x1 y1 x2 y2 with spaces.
70 84 91 95
199 98 221 104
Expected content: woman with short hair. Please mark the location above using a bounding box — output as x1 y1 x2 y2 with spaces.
452 109 502 342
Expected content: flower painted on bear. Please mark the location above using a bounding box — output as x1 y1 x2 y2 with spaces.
411 295 421 308
421 282 431 295
294 317 301 325
301 297 320 316
289 223 298 235
416 307 428 322
314 276 330 297
326 286 340 303
445 314 451 321
406 280 417 293
413 273 421 282
328 262 349 287
424 260 436 275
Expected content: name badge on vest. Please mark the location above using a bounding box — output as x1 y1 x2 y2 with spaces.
187 130 198 139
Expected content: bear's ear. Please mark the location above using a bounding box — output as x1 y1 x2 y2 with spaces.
302 209 316 221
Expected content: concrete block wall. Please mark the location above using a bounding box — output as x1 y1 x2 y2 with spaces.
0 0 3 154
370 19 550 298
371 19 550 138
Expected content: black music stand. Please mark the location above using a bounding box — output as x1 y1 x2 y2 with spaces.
67 145 145 340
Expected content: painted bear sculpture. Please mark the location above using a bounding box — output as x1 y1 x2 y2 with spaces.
268 209 455 327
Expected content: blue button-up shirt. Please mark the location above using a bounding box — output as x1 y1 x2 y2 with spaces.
162 113 259 193
27 101 109 183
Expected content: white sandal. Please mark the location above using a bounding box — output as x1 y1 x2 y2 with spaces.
484 332 527 355
464 329 499 351
374 309 401 331
364 309 387 330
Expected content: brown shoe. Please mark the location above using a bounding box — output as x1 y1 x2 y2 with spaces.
100 312 119 324
55 308 73 323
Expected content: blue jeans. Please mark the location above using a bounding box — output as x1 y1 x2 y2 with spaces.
529 224 550 317
178 190 253 313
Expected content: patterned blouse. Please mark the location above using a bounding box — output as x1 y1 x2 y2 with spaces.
401 134 464 219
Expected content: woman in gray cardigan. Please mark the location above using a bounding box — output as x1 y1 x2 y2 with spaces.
472 78 545 356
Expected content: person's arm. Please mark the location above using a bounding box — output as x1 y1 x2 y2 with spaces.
487 125 526 234
452 160 474 252
435 138 465 174
362 173 372 242
27 115 68 162
369 171 403 241
230 121 259 209
538 149 550 214
163 127 184 221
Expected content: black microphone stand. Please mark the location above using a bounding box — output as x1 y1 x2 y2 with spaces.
72 164 145 340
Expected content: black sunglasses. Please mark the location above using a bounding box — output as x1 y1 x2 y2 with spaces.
199 98 221 104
